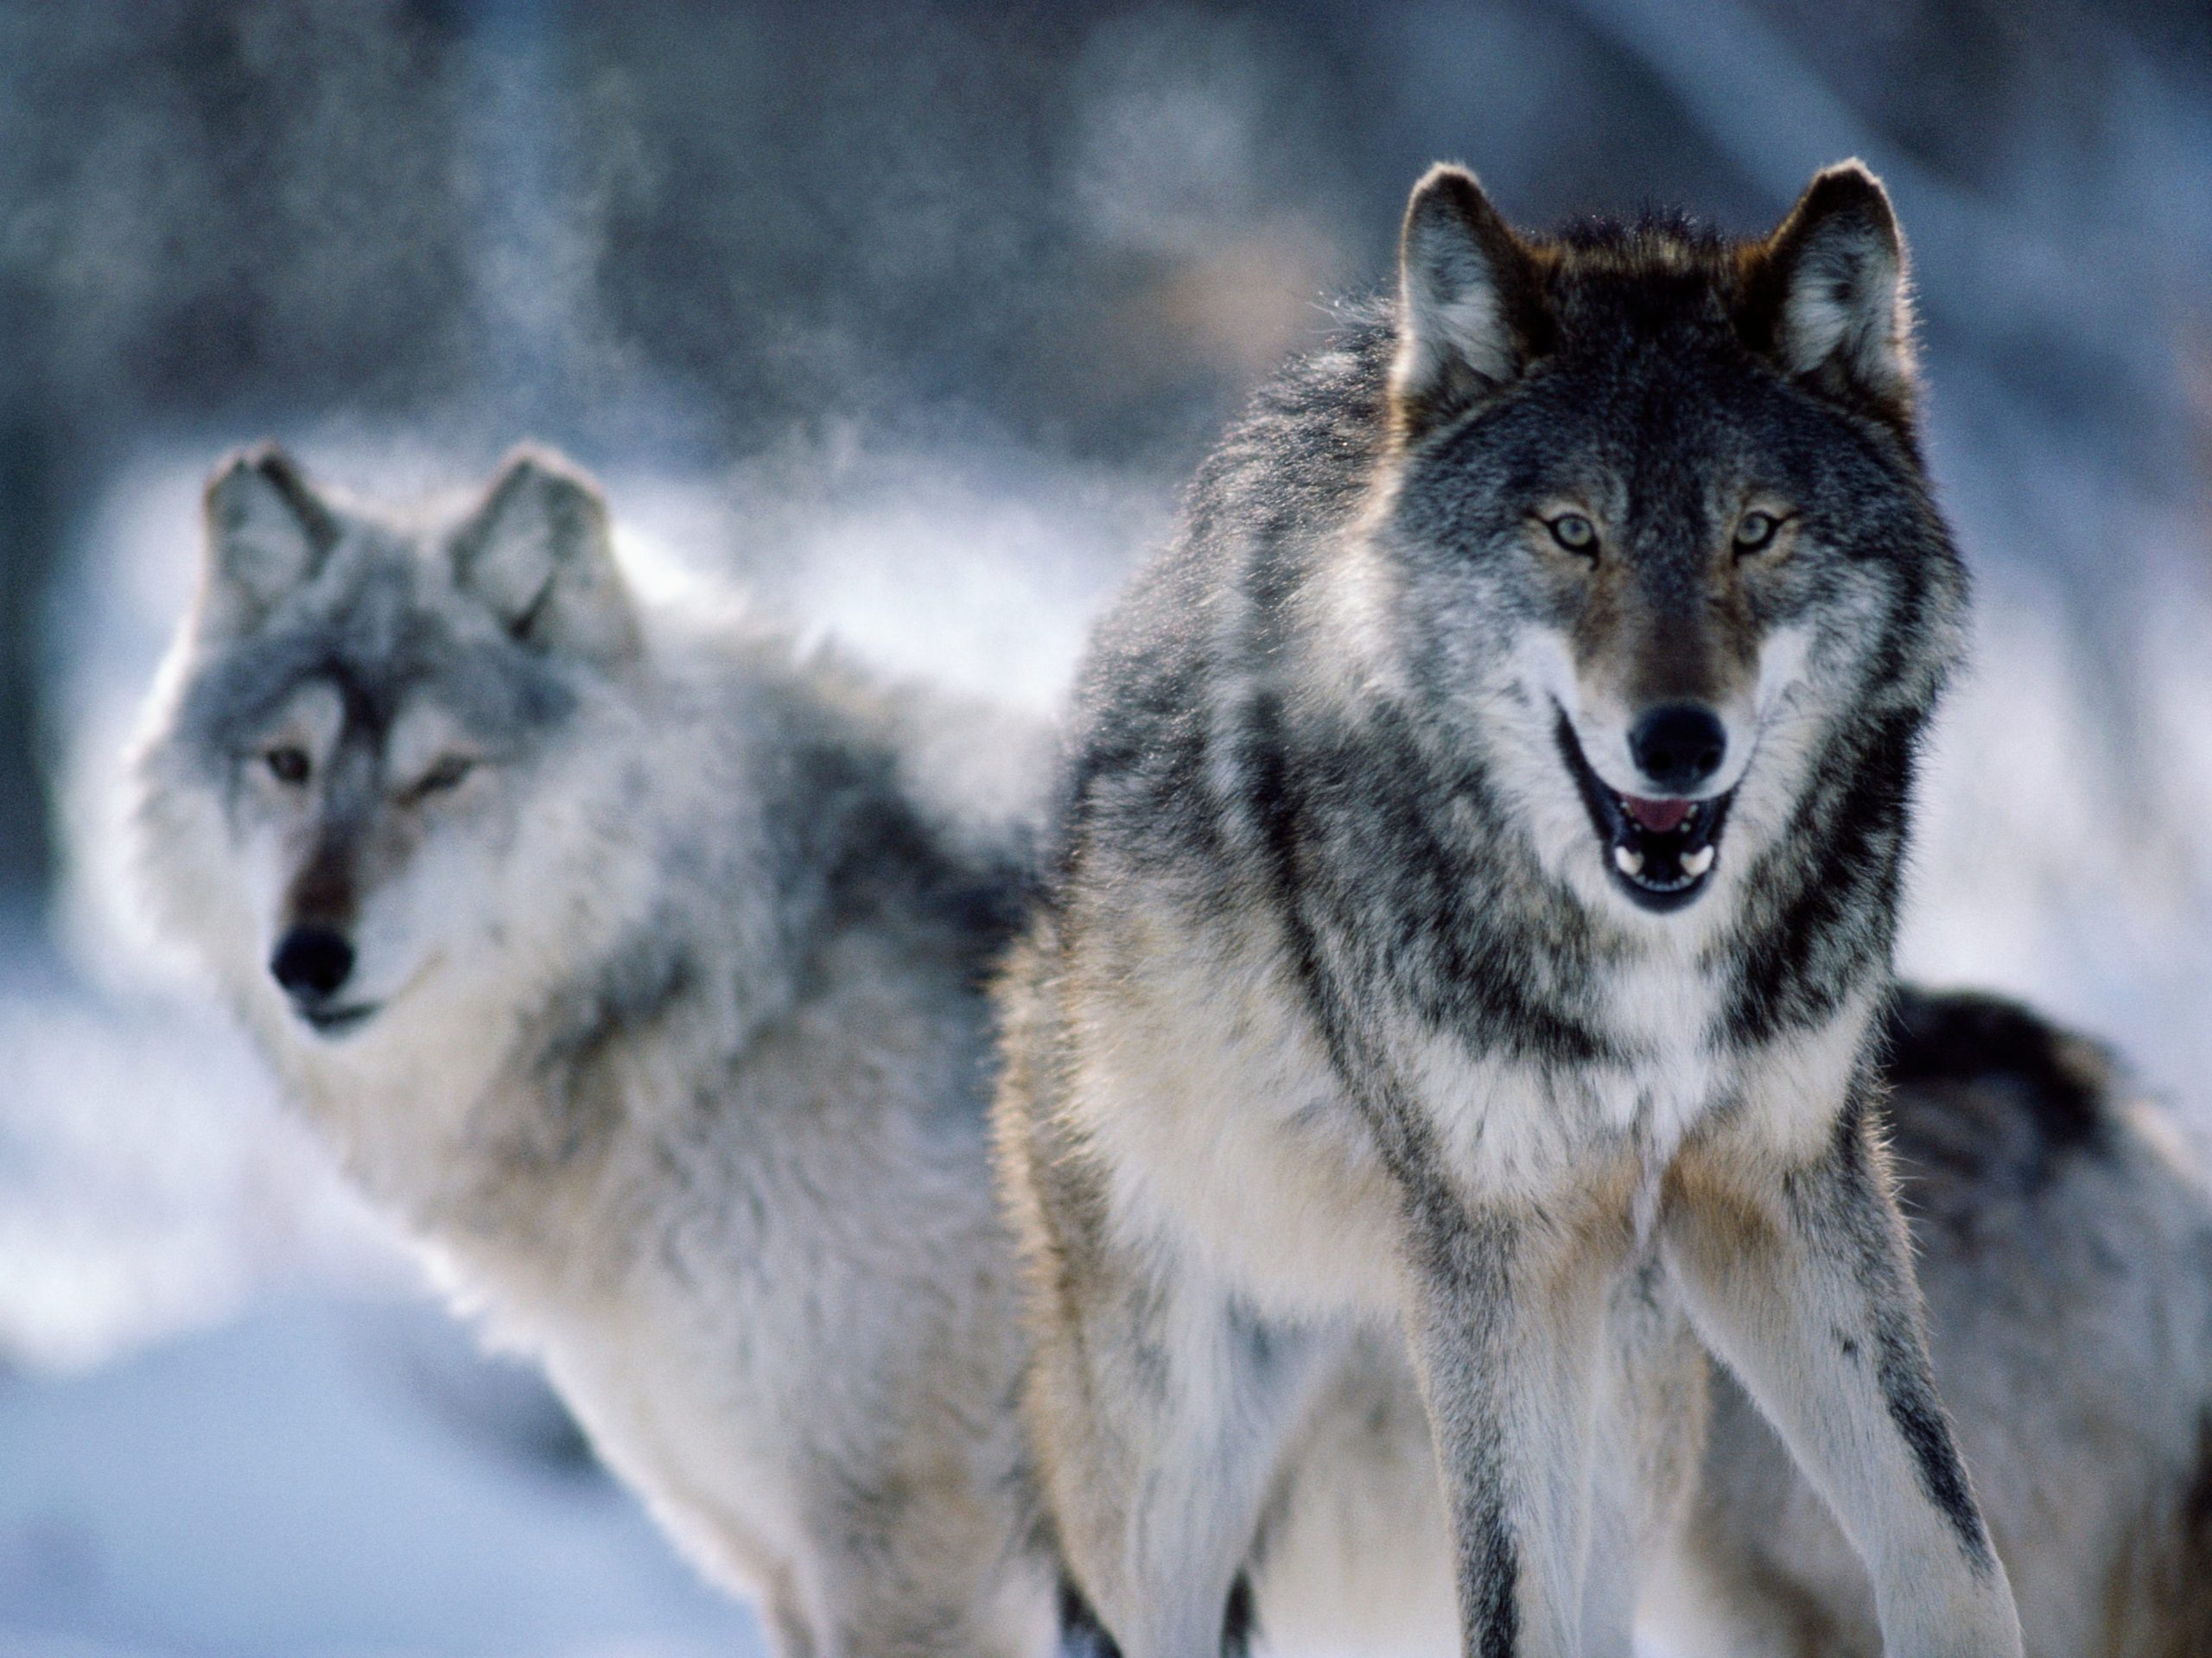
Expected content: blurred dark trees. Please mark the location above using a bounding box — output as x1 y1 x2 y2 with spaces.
0 2 473 899
0 0 2203 908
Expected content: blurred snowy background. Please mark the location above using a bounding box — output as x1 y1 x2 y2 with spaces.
0 2 2208 1654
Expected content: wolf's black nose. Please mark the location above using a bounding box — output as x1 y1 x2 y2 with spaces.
1629 705 1727 793
271 924 355 1000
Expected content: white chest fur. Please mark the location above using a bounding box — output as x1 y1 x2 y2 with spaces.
1421 939 1729 1210
1081 895 1873 1321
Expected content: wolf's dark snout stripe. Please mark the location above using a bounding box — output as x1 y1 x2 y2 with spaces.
1629 703 1726 793
270 923 355 999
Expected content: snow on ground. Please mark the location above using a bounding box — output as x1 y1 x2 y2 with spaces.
0 1292 760 1658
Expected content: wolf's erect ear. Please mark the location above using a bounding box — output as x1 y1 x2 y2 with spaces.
451 446 639 664
200 445 343 638
1389 165 1548 442
1741 161 1916 423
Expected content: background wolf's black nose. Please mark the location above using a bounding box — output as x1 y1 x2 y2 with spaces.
270 924 355 1000
1629 704 1727 792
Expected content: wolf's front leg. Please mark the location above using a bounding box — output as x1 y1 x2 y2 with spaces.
1026 1242 1314 1658
1662 1095 2023 1658
1399 1201 1634 1658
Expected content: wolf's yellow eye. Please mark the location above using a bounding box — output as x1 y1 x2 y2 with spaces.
1734 511 1782 553
265 746 310 786
1548 513 1598 555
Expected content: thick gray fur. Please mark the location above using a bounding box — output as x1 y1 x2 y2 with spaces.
994 161 2024 1657
1230 988 2212 1655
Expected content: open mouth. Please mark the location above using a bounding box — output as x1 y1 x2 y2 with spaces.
1554 712 1734 913
299 1002 379 1037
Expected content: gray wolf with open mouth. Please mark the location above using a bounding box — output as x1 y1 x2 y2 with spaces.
128 444 1062 1658
994 160 2024 1656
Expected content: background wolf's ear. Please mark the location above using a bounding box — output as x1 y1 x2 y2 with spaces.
1740 161 1916 423
200 444 341 638
450 446 640 664
1389 164 1548 442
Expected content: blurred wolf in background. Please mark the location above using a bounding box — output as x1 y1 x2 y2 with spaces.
126 444 1063 1658
995 158 2026 1658
1669 988 2212 1658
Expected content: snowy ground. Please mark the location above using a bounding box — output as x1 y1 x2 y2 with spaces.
0 1293 761 1658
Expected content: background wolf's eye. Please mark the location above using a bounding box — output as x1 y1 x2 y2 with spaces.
264 746 310 785
1734 511 1781 553
413 755 474 798
1548 513 1597 554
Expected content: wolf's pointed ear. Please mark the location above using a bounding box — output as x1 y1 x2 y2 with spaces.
1389 165 1548 442
1740 161 1916 423
200 444 341 637
450 446 639 664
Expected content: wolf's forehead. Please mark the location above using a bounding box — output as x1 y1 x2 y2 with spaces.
1520 325 1789 461
1548 223 1738 310
312 550 423 656
181 592 571 759
1539 251 1751 384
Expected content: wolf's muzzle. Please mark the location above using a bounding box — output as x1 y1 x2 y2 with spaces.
1555 710 1735 912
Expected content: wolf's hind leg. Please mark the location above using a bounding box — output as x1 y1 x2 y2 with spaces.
791 1470 1053 1658
1027 1247 1316 1658
1661 1098 2023 1658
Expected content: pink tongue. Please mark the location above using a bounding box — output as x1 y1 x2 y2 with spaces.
1625 796 1693 834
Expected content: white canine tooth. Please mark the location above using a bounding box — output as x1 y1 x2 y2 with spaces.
1614 846 1645 877
1681 845 1715 878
